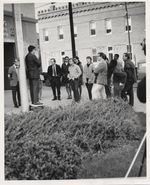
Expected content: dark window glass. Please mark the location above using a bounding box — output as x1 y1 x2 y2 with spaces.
74 34 77 38
108 47 113 52
126 25 131 31
93 56 97 62
91 29 96 35
106 29 112 33
127 45 132 52
61 52 65 56
109 53 113 61
59 34 64 40
44 36 49 41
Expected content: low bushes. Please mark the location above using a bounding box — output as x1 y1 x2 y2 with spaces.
5 98 145 179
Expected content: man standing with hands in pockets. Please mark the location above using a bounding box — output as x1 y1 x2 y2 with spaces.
68 58 82 103
8 59 21 108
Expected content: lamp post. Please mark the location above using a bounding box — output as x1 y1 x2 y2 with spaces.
68 2 76 58
125 2 132 59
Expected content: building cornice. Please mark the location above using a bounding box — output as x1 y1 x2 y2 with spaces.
38 2 144 21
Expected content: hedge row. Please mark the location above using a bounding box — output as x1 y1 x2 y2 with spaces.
5 98 145 179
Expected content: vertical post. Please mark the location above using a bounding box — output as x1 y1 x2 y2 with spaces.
125 2 132 59
68 2 76 58
12 4 29 112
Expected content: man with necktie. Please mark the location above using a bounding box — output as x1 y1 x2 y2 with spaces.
47 58 62 100
8 59 21 108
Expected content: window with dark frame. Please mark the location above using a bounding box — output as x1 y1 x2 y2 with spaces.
43 29 49 41
74 25 77 38
125 16 132 31
105 19 112 34
61 51 65 56
92 48 97 62
127 45 132 59
76 50 78 56
90 21 96 36
108 46 113 61
58 26 64 40
109 53 113 61
108 47 113 52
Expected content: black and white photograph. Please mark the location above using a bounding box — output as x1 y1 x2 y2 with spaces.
1 0 149 183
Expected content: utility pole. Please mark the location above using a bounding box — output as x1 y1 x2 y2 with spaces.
12 4 29 112
125 2 132 59
68 2 76 58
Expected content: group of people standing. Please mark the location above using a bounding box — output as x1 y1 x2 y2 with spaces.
46 51 137 106
47 56 83 103
8 44 139 108
83 52 136 106
8 45 43 107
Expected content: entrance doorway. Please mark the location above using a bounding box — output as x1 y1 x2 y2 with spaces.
4 43 15 90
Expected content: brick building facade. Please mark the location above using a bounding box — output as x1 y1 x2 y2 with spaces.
37 2 145 72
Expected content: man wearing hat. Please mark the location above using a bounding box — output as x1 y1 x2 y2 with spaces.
8 59 21 108
25 45 42 105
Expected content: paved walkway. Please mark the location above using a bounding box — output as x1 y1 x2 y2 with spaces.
4 85 146 115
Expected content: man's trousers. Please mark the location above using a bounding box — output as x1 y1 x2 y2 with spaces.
29 79 39 104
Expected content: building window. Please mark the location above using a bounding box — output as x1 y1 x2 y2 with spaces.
76 50 78 56
125 16 132 31
105 19 112 34
90 21 96 36
92 48 97 62
127 44 132 52
127 44 132 59
58 26 64 40
74 25 77 38
43 29 49 41
61 51 65 56
108 46 113 61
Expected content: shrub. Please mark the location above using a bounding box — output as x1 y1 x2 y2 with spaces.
5 98 145 179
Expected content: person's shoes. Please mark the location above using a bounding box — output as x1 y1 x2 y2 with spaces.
34 102 43 105
67 96 72 99
52 97 57 101
14 105 19 108
58 97 61 101
19 103 21 106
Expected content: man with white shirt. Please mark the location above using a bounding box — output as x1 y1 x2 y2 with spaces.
8 59 21 108
47 58 62 101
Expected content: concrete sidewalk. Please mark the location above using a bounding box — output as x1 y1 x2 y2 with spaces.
4 85 146 115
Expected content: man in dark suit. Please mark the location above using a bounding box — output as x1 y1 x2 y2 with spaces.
8 59 21 108
25 45 42 105
47 58 62 100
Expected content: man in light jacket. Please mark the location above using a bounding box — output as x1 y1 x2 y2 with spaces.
92 52 108 100
83 56 95 100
